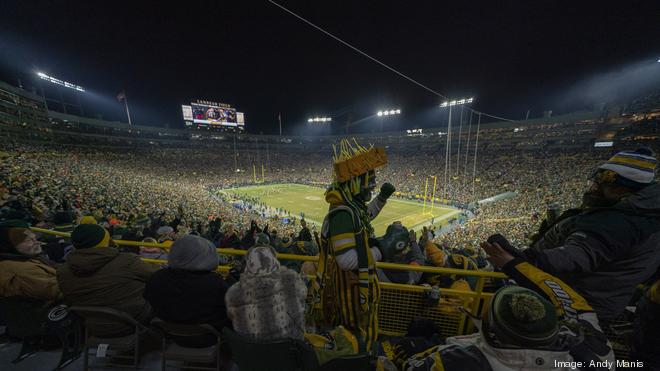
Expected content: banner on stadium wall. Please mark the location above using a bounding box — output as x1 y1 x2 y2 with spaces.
237 112 245 127
182 105 193 121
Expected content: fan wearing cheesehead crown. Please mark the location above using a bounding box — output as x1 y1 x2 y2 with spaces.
313 139 395 353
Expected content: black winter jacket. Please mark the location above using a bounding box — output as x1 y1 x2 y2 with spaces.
144 268 229 329
524 183 660 320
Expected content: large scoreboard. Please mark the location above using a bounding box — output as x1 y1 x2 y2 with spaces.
182 99 245 130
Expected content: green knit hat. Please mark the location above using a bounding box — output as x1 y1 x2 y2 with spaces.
486 285 558 348
71 224 109 249
376 222 410 262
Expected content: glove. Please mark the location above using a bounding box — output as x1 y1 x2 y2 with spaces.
392 337 439 367
486 233 524 260
378 183 396 201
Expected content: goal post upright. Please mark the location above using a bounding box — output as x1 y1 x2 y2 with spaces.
423 176 429 214
431 175 437 211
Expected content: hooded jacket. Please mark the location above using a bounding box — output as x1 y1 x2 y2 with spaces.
524 182 660 320
225 247 307 341
0 252 61 302
56 247 159 335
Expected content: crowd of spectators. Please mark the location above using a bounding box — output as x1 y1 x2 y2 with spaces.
1 134 660 369
1 139 647 272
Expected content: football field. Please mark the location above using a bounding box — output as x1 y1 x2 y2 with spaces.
221 183 460 235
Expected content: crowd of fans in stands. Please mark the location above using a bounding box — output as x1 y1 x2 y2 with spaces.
1 137 660 370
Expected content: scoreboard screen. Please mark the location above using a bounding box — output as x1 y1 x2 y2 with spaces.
191 102 237 126
182 100 245 130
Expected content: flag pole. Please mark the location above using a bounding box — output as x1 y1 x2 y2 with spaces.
278 112 282 136
123 93 133 126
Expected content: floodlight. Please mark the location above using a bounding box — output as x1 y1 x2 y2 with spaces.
307 116 331 123
378 108 400 117
36 72 85 92
441 97 473 108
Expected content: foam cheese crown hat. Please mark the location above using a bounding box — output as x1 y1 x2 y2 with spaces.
332 138 388 183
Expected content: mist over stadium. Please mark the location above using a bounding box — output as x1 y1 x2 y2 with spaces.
1 2 660 371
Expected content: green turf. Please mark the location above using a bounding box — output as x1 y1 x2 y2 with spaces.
221 183 460 235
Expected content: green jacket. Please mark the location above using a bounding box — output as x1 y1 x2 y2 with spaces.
57 248 159 335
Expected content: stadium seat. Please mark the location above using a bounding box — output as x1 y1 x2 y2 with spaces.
221 328 319 371
0 297 81 369
70 306 151 370
151 318 224 371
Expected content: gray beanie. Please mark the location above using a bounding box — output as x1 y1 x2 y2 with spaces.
168 235 219 271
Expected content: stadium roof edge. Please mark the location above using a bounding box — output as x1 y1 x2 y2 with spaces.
1 77 601 140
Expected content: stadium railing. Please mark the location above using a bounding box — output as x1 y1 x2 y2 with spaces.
32 227 506 338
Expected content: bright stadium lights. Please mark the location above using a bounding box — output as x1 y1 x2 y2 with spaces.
377 108 401 117
440 97 473 107
308 116 332 123
36 72 85 92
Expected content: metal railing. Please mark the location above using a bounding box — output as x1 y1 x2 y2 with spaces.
32 226 505 337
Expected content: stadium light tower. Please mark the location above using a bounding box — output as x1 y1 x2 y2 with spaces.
376 108 401 117
307 116 332 123
36 72 85 92
376 108 401 131
439 97 473 107
36 71 86 115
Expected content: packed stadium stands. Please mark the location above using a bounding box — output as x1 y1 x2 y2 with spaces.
2 77 660 370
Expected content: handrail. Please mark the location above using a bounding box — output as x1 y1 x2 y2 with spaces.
31 226 506 278
33 226 500 337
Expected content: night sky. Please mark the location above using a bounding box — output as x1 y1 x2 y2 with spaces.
1 1 659 134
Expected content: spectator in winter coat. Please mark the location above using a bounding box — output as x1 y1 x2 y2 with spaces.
376 222 425 285
0 220 61 302
144 234 229 347
515 148 660 321
396 242 614 371
57 224 158 336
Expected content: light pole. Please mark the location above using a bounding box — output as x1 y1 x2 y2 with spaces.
439 98 473 200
